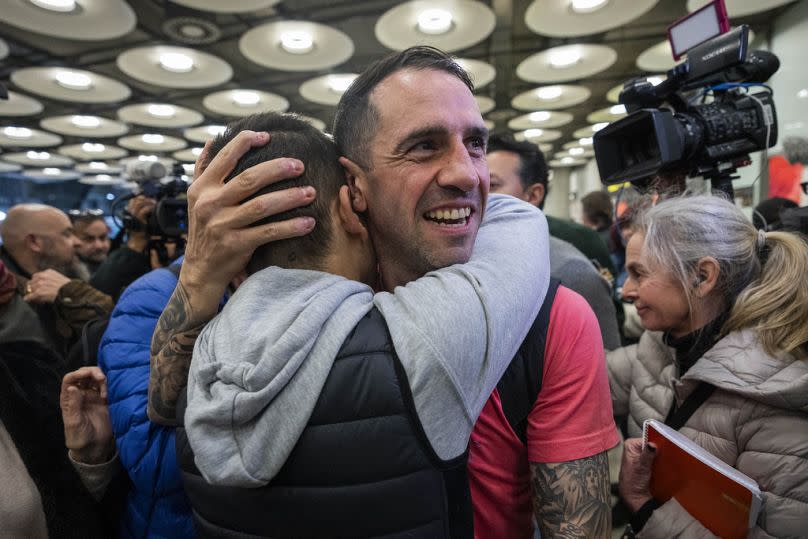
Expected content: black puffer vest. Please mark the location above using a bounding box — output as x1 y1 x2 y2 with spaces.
177 307 472 538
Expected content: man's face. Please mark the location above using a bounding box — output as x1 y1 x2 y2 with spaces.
487 150 529 200
35 210 81 274
359 68 489 289
75 219 110 264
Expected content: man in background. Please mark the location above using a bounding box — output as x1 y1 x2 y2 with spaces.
70 210 111 277
487 134 621 350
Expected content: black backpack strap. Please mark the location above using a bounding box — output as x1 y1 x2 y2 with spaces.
664 382 716 430
496 279 561 445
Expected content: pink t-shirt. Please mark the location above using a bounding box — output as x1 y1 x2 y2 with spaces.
468 285 620 539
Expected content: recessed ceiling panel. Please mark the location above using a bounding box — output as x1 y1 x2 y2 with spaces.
117 46 233 89
0 127 62 148
117 103 204 128
0 0 135 41
171 0 281 13
11 67 131 104
525 0 659 38
40 115 129 138
0 92 44 117
203 90 289 117
375 0 496 52
507 111 574 130
511 85 591 111
299 74 358 106
59 144 128 161
239 21 354 71
517 44 617 83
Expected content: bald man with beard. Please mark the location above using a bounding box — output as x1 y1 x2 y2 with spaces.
0 204 113 362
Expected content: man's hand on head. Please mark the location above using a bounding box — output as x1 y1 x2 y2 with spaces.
180 129 317 312
24 269 71 304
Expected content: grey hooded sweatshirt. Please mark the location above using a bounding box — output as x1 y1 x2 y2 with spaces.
186 195 550 487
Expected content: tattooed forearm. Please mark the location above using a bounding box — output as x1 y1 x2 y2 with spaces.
530 451 611 539
147 280 209 426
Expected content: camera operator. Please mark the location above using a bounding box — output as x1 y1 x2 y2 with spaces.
90 195 177 301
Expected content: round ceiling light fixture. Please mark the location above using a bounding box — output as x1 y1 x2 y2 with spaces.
147 104 177 118
89 161 107 169
417 8 453 35
549 48 582 68
570 0 609 14
206 125 226 136
71 115 101 128
93 174 113 182
280 30 314 54
191 147 203 157
138 154 159 161
579 136 593 146
142 134 165 144
43 167 61 175
569 147 585 155
524 128 544 138
592 122 609 131
232 90 261 106
537 86 564 100
29 0 76 12
55 70 92 90
609 104 626 115
327 74 356 93
529 111 551 122
27 150 51 160
159 51 195 73
4 126 34 138
82 142 105 152
561 156 575 164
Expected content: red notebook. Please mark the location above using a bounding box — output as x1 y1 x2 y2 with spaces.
643 419 763 539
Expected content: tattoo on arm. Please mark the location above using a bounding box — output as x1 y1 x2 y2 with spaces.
530 451 612 539
148 280 207 426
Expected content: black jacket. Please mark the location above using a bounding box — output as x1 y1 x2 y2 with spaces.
177 308 472 538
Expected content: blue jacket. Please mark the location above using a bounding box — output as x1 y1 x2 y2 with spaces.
98 264 194 539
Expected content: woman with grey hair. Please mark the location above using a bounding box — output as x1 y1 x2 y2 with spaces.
608 194 808 538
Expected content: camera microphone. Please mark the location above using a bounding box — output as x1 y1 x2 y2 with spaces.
125 160 167 182
730 50 780 84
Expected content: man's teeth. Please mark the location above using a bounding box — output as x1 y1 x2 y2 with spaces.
425 207 471 221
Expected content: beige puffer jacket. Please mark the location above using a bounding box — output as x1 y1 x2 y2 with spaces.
607 329 808 538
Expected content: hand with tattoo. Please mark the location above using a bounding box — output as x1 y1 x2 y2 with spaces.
147 130 317 425
531 452 612 538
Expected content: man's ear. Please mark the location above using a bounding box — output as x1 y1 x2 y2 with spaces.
25 233 43 254
337 186 369 240
693 256 721 298
339 156 368 213
524 183 546 207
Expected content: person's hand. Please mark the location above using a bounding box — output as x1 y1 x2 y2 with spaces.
60 367 115 465
180 130 317 315
618 438 657 512
24 269 71 304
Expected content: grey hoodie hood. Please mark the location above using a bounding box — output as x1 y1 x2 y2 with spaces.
186 270 374 486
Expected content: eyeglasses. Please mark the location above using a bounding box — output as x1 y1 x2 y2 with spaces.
68 208 105 221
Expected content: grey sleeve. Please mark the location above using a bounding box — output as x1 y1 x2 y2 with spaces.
374 195 550 461
556 258 621 351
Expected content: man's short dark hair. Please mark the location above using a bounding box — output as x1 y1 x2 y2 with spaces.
207 113 343 274
332 46 473 170
581 190 614 229
487 133 549 208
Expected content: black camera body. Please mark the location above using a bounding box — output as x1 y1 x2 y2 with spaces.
594 26 780 194
123 161 189 238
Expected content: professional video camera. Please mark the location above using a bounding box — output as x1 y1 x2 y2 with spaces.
111 160 189 265
119 159 189 238
594 24 780 196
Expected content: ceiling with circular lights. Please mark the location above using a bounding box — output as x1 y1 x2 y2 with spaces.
0 0 798 186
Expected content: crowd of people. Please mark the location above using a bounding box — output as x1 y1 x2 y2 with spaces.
1 46 806 539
